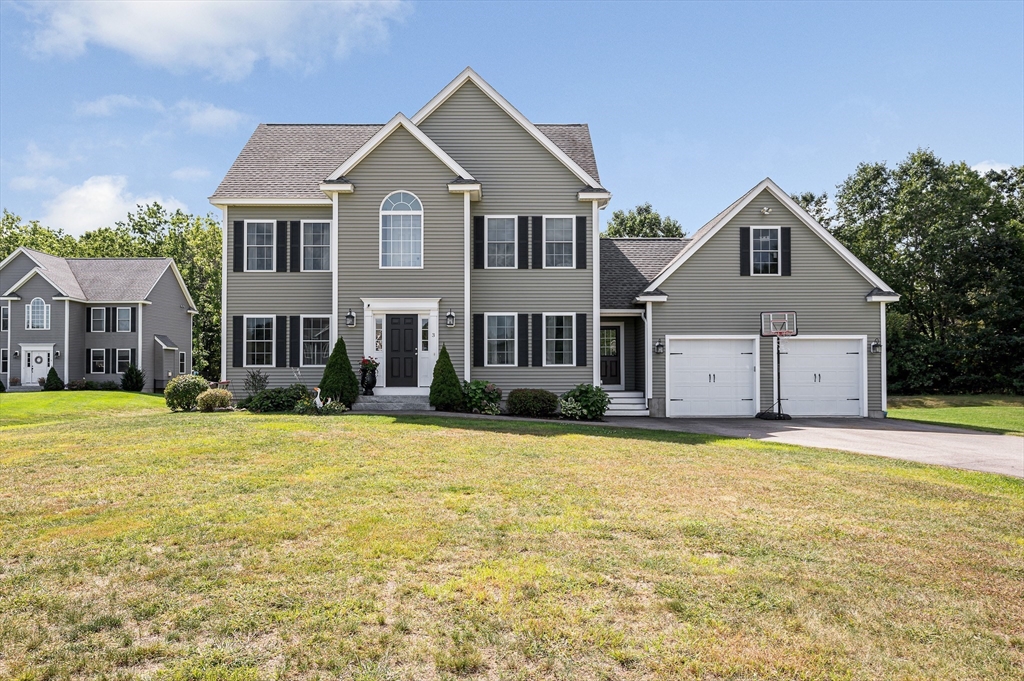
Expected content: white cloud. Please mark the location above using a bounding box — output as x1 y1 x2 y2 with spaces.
173 101 245 134
42 175 186 236
75 94 247 134
28 0 409 81
170 166 211 182
972 160 1013 174
74 94 162 117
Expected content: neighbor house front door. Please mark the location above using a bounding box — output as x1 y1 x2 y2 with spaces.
386 314 418 387
23 346 52 385
600 326 622 389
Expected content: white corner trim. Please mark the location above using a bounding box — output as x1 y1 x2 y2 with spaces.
220 204 227 381
644 301 653 404
463 191 471 382
592 200 600 385
410 67 603 190
326 113 474 182
63 299 69 380
331 193 339 351
880 302 888 413
645 177 894 293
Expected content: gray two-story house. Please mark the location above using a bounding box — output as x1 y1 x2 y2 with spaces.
212 68 898 417
0 248 196 391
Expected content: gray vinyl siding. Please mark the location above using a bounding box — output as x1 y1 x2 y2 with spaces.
336 125 466 381
418 80 595 391
225 205 333 389
1 255 40 378
67 303 86 380
650 189 883 417
143 268 193 391
80 304 138 380
0 252 39 291
7 275 65 385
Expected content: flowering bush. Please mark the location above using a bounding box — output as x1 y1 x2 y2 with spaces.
360 356 380 372
462 380 502 415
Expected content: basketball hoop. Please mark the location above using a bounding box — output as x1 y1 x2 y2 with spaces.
757 311 797 420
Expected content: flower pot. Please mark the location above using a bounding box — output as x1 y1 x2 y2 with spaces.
360 367 377 396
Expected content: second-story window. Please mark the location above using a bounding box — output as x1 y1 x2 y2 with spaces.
752 227 780 275
380 191 422 268
117 307 132 332
245 221 274 271
486 217 516 268
544 217 574 268
26 298 50 330
302 221 331 271
1 306 8 332
90 307 105 332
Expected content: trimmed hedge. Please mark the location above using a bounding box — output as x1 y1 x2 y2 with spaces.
245 384 311 413
43 367 64 391
319 338 359 407
197 388 233 412
165 374 209 412
559 384 610 421
430 344 462 411
121 364 146 392
506 388 558 418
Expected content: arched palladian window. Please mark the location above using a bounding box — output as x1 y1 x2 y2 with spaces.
26 297 50 330
380 191 423 268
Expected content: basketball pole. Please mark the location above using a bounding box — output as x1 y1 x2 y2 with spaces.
756 312 794 421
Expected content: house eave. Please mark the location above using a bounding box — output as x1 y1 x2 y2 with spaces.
209 197 334 207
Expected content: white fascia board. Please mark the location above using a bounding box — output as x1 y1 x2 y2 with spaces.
578 190 611 207
142 261 199 312
154 337 179 350
52 298 152 305
0 296 21 301
411 67 604 191
208 198 333 206
2 268 68 297
600 308 645 316
866 293 901 303
644 177 894 293
447 182 482 201
318 182 355 194
326 113 474 182
635 294 668 302
0 246 43 272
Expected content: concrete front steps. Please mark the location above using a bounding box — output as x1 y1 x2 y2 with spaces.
350 394 434 412
605 391 649 417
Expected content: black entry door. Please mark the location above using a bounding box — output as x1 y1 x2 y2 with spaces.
600 326 620 385
387 314 418 387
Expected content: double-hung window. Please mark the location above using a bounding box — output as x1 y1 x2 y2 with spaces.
245 221 275 271
380 192 423 268
752 227 780 275
486 217 516 268
1 348 7 374
116 307 132 332
27 298 50 330
302 317 330 366
1 306 8 331
485 314 516 366
179 352 187 374
245 317 274 367
544 217 574 268
90 307 105 332
302 221 331 271
90 348 105 374
116 349 131 374
544 314 574 366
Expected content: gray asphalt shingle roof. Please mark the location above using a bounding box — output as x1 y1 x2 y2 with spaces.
13 248 173 302
210 122 600 200
600 238 690 309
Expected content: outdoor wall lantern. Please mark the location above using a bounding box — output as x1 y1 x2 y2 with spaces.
869 338 882 354
345 309 356 327
12 350 19 358
654 338 665 354
54 350 60 358
446 309 456 328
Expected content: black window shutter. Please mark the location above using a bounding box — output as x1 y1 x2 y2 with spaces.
130 306 137 333
576 216 587 269
276 221 288 272
105 348 112 374
232 316 243 368
85 307 91 333
289 316 300 367
576 313 587 367
532 216 543 269
275 315 287 367
532 313 543 367
781 227 791 276
517 313 529 367
473 216 485 269
517 217 529 269
233 221 244 272
740 226 750 276
106 307 114 333
290 221 301 272
131 348 137 368
473 313 484 367
86 348 90 373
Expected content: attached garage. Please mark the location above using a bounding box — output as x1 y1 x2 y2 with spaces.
666 336 759 417
778 337 866 417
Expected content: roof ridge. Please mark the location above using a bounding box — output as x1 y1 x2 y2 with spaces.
262 123 385 127
66 256 170 261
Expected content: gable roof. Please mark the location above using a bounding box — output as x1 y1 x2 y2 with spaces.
411 67 605 190
644 178 896 294
601 238 689 308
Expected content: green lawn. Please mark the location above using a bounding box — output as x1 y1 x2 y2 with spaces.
0 389 166 429
1 393 1022 680
888 394 1024 436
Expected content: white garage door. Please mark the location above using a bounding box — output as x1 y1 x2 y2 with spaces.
667 338 758 417
779 337 864 417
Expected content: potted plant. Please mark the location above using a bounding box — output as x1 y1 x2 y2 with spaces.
359 356 380 396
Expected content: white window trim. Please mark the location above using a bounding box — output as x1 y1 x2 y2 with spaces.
90 306 105 332
300 220 332 272
116 306 132 333
1 348 8 374
542 216 576 269
179 351 187 374
242 314 275 368
542 312 575 367
751 226 781 277
26 298 51 330
299 314 331 368
484 215 518 269
115 348 132 374
90 348 106 374
483 312 518 368
379 191 424 270
244 219 276 273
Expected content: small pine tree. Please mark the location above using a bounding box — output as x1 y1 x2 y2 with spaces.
43 367 65 391
429 344 463 411
121 364 147 392
319 337 359 407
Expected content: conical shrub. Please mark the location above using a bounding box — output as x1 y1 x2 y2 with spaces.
429 344 463 411
43 367 64 391
319 336 359 407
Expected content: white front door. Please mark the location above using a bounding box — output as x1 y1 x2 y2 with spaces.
779 337 864 416
22 346 53 385
667 337 758 417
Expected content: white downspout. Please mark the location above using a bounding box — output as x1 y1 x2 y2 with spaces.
463 191 471 382
591 199 600 385
220 205 228 381
137 303 143 377
880 302 887 415
331 192 339 350
645 300 653 408
63 300 69 380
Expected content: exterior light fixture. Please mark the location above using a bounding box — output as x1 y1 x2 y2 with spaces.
54 350 61 358
446 309 456 328
654 339 665 354
345 309 356 327
869 338 882 354
760 207 773 215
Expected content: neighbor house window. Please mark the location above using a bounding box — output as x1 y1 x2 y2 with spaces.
544 314 574 366
1 348 7 374
302 221 331 271
116 349 131 374
245 221 275 271
90 348 105 374
752 227 780 275
26 298 50 330
1 306 8 331
486 217 516 268
380 191 422 268
302 317 330 366
91 307 105 332
485 314 516 366
179 352 187 374
117 307 132 332
544 217 574 268
245 317 274 366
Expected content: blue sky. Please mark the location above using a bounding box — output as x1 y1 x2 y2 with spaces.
1 0 1021 236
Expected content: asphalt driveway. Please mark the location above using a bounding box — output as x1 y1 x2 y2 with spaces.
603 416 1024 478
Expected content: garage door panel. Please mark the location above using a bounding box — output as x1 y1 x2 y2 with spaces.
779 338 863 417
668 338 757 417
